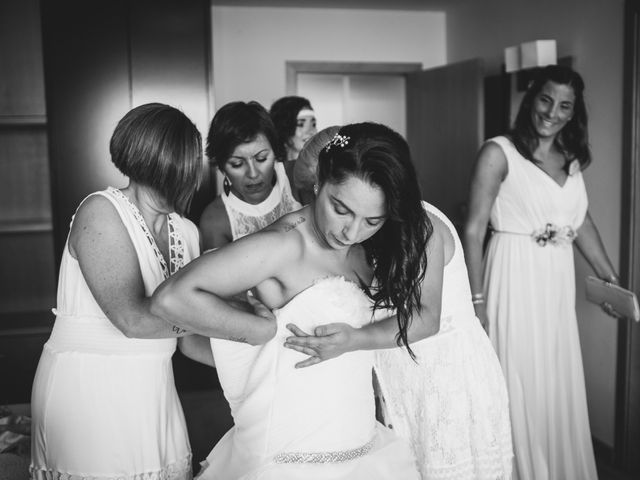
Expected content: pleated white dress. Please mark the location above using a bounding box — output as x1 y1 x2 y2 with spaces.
482 136 597 480
374 202 513 480
30 187 199 480
196 277 420 480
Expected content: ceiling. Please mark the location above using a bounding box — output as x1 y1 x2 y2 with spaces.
209 0 471 12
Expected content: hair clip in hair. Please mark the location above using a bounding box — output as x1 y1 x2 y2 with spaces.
324 133 350 152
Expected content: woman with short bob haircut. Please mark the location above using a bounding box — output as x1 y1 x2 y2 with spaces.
30 103 274 479
110 102 204 214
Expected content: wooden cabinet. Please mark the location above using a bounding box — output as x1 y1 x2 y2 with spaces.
0 0 56 327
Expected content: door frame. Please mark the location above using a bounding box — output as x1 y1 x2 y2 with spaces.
285 61 422 95
615 0 640 473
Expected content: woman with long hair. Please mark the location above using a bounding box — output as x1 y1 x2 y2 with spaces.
463 65 618 479
150 122 446 479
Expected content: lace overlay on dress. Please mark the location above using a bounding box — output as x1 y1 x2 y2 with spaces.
109 187 185 277
30 455 192 480
226 194 299 240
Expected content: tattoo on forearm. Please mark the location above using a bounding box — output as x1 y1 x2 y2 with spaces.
283 216 306 232
228 335 248 344
172 325 187 335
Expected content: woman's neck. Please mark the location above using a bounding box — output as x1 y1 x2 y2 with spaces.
307 203 351 261
534 135 560 162
121 183 169 234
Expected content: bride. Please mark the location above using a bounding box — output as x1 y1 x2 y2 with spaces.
150 122 439 479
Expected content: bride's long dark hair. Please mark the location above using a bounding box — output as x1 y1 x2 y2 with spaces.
316 122 432 358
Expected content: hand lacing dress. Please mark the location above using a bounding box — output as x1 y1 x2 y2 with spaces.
374 201 513 480
221 162 301 240
30 187 199 480
482 136 596 480
197 276 420 480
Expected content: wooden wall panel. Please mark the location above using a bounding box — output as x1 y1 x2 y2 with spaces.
0 0 46 116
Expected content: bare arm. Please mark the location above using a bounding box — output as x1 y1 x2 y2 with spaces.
199 198 233 251
70 195 188 339
462 141 507 329
574 211 619 283
284 216 445 367
178 335 215 367
151 229 297 345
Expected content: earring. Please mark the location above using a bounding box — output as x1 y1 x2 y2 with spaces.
313 184 319 196
223 175 231 196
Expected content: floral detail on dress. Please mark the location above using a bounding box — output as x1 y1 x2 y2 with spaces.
531 223 577 247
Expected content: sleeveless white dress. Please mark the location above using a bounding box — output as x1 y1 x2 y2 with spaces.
221 162 301 240
197 276 420 480
30 187 199 480
482 137 596 480
374 202 513 480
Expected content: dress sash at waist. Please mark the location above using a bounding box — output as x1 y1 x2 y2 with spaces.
493 223 577 247
47 311 176 355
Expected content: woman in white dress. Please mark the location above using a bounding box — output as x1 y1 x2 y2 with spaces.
150 122 445 479
30 103 239 479
199 101 301 250
463 65 619 479
286 134 513 480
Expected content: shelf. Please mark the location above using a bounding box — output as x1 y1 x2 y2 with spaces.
0 220 52 233
0 115 47 126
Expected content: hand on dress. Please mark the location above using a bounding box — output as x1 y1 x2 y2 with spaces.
246 292 277 336
284 322 356 368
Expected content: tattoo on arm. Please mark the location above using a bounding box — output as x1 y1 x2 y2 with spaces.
172 325 187 335
228 336 248 344
283 216 306 232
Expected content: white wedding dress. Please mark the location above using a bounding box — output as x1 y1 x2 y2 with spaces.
197 276 420 480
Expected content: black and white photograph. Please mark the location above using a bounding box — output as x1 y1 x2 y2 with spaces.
1 1 638 479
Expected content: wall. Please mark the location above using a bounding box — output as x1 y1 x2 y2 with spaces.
446 0 625 447
210 6 446 109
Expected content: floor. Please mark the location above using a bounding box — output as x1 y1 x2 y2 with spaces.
2 391 637 479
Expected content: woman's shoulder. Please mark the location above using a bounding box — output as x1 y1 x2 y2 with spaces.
73 189 121 226
199 196 232 248
422 203 456 263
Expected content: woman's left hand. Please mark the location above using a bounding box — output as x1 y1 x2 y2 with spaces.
284 322 356 368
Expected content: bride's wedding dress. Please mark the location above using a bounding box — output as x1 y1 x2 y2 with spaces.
197 276 420 479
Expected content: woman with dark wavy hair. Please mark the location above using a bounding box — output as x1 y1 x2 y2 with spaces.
150 122 439 479
463 65 618 480
285 125 513 479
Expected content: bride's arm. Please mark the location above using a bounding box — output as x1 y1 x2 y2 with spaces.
285 226 444 366
151 230 296 345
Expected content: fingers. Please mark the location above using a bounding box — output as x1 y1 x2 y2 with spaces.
286 323 310 337
295 356 322 368
284 335 322 349
314 323 340 336
283 342 317 357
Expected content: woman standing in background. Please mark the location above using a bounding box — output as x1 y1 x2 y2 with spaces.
269 95 317 196
463 65 618 480
199 101 301 251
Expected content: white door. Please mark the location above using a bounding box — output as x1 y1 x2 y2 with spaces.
297 72 406 137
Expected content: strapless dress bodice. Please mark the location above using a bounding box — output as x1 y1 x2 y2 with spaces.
210 276 376 460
